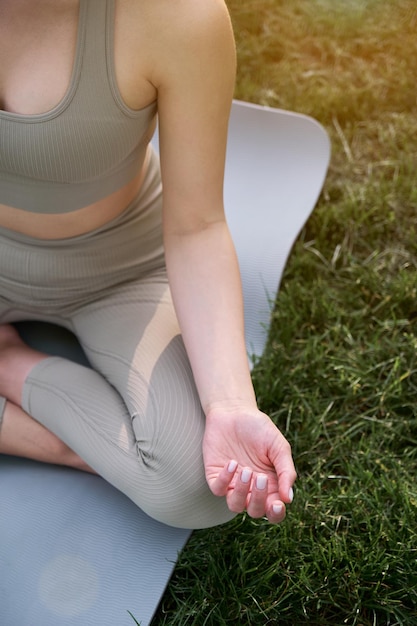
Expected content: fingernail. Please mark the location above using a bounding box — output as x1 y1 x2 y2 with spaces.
273 503 284 515
228 460 238 473
256 474 267 490
241 468 252 484
288 488 294 503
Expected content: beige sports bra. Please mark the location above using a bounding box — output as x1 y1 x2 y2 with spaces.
0 0 157 214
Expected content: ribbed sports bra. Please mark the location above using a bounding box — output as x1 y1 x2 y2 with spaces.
0 0 157 214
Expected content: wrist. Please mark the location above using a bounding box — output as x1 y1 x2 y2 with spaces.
204 399 259 421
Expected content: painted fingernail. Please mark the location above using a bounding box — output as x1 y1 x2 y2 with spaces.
288 488 294 503
228 460 238 473
241 468 252 484
256 474 267 490
273 503 284 515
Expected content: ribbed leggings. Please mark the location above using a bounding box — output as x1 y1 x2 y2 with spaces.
0 149 234 529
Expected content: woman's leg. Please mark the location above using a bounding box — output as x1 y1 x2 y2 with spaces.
0 326 93 472
0 401 93 472
16 275 234 529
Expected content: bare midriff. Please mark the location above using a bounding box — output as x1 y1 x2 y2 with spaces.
0 147 151 240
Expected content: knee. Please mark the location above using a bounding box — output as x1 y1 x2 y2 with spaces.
165 499 237 530
105 444 237 528
133 471 237 530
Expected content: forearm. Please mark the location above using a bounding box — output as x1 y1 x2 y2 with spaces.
164 220 257 415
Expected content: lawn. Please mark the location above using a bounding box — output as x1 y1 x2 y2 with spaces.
150 1 417 624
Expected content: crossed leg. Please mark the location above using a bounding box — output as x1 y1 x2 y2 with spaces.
0 274 235 529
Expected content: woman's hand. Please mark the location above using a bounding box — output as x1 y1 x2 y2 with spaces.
203 407 296 524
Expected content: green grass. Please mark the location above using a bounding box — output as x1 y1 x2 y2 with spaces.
148 1 417 624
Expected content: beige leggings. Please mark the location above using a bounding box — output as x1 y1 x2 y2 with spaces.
0 149 234 529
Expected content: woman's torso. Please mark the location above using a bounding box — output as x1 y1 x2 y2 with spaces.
0 0 158 239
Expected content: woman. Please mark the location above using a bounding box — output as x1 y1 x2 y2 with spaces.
0 0 296 528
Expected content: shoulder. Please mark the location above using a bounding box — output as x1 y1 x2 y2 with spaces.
121 0 235 74
136 0 233 32
119 0 233 37
152 0 235 87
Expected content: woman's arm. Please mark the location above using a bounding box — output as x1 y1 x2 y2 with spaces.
150 0 296 522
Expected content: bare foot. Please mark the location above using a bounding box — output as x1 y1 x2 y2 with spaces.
0 324 48 405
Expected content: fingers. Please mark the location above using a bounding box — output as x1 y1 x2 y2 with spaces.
242 474 289 524
272 440 297 504
245 473 269 518
208 459 296 524
275 465 296 505
211 464 269 516
227 467 253 513
226 467 288 523
208 459 238 497
265 500 286 524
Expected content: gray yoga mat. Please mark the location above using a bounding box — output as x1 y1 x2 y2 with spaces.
0 457 191 626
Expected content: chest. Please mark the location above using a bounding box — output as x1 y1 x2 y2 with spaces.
0 2 78 115
0 0 156 116
0 0 157 192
